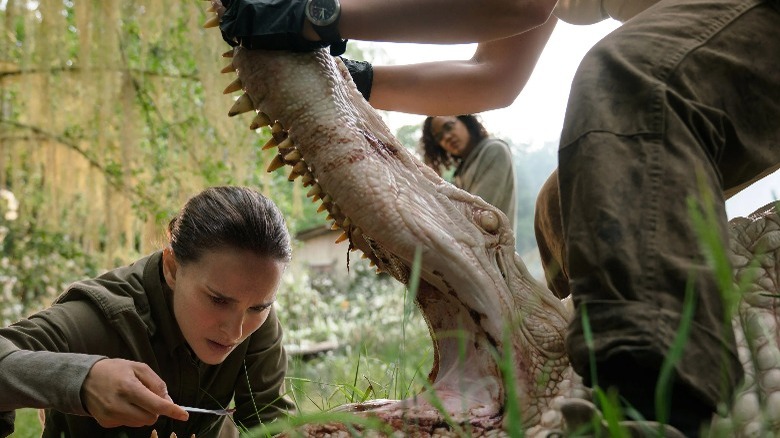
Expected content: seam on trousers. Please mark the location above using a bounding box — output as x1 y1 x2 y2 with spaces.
654 0 763 83
641 83 666 301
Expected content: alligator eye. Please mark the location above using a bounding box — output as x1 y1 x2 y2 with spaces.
478 210 500 234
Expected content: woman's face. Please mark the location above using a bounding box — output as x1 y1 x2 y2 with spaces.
162 247 286 365
430 116 473 158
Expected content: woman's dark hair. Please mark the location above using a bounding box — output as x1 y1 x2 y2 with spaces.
167 186 291 265
419 114 489 175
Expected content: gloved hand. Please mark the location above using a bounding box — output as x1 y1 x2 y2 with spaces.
340 58 373 101
220 0 344 54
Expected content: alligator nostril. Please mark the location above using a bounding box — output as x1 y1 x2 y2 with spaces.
478 210 500 234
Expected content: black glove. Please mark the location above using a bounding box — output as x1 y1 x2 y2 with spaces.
220 0 337 53
340 58 373 101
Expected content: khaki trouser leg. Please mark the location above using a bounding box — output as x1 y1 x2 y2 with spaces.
558 0 780 419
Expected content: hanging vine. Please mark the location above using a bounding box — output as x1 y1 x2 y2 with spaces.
0 0 329 319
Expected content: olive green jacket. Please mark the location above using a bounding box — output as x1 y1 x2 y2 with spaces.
0 251 292 437
453 137 517 235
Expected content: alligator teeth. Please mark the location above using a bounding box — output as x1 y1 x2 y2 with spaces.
292 161 307 174
271 121 283 135
288 161 307 181
276 137 292 150
301 173 314 186
262 137 278 150
283 149 302 162
223 77 243 94
228 94 254 116
306 185 322 198
316 203 328 213
251 112 272 130
330 222 340 231
221 49 234 58
206 4 215 13
342 217 351 227
335 232 349 244
360 253 368 259
266 154 284 172
220 62 235 74
203 15 220 28
321 195 333 205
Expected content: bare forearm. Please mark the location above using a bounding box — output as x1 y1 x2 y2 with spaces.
369 18 557 115
338 0 556 43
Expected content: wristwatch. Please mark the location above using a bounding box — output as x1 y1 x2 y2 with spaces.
304 0 345 49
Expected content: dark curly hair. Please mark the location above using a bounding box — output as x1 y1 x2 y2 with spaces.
419 114 489 176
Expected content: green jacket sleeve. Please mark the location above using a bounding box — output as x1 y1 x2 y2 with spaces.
232 307 294 428
0 300 109 416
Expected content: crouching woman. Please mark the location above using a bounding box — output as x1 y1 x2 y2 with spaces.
0 186 294 437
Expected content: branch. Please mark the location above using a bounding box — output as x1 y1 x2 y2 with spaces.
0 119 162 213
0 66 199 82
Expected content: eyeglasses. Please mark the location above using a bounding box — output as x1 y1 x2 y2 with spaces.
432 121 456 143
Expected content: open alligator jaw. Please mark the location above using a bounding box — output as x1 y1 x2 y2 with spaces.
203 1 575 434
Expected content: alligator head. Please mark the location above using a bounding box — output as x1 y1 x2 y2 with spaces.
202 2 780 436
205 1 575 434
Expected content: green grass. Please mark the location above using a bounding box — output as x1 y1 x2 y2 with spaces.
11 409 42 438
12 189 767 436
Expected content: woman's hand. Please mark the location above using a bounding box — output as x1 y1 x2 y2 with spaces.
81 358 189 428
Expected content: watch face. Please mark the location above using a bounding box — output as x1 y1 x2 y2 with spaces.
306 0 340 27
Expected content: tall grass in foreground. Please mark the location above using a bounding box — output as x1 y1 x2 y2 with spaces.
571 183 759 437
13 190 773 436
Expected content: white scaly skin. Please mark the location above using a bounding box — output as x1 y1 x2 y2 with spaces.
708 203 780 437
224 45 575 434
201 2 778 436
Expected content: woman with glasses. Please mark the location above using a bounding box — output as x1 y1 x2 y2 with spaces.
419 114 517 235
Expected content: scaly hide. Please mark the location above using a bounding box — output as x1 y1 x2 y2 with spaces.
202 2 780 436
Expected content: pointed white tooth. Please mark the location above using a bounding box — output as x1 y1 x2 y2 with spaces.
292 161 307 175
335 232 348 244
330 222 340 231
288 168 301 181
251 112 272 130
261 137 277 150
306 185 322 198
223 77 243 94
272 122 283 135
276 137 293 151
284 149 302 162
302 173 314 186
317 203 328 213
203 15 220 28
266 154 284 172
221 49 234 58
220 62 235 74
228 94 254 116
